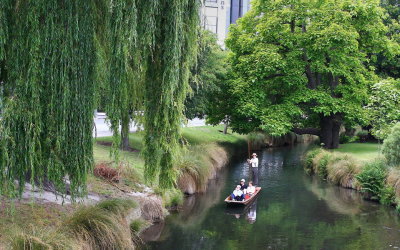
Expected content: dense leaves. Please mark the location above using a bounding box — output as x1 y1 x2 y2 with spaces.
1 0 96 197
142 0 200 188
223 0 397 148
382 122 400 166
185 30 228 120
366 80 400 139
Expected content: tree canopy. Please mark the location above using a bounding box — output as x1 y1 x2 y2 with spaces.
0 0 200 197
366 80 400 139
185 30 229 120
223 0 398 148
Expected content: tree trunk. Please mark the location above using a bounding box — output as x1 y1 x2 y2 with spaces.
320 114 341 149
332 115 341 149
120 112 130 150
223 120 229 134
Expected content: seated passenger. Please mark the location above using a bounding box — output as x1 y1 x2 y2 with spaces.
247 181 256 195
231 185 244 201
239 179 248 193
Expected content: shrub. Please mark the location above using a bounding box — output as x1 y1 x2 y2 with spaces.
380 186 396 205
356 160 387 200
356 130 369 142
93 163 120 182
382 123 400 166
339 134 357 144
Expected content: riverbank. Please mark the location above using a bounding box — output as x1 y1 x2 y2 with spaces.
304 143 400 211
0 126 246 248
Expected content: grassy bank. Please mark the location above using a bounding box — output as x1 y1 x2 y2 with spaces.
92 125 246 197
5 199 144 249
0 126 245 248
304 144 400 210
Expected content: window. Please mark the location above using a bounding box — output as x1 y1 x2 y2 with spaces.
204 7 218 34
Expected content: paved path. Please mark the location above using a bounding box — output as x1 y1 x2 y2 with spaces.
93 112 205 137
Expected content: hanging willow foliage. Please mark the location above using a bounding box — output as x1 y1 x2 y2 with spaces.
0 0 9 67
142 0 199 188
1 0 96 198
106 0 138 158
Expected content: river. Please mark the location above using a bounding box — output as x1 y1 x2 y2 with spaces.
143 144 400 249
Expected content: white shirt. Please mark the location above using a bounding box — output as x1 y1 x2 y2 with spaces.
233 189 243 196
250 157 258 168
247 185 255 194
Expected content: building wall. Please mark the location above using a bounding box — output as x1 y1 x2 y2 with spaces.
201 0 250 47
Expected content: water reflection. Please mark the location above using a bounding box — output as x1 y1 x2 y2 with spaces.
147 144 400 250
224 198 258 223
246 200 257 224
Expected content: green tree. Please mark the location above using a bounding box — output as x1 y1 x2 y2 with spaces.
0 0 96 197
376 0 400 78
224 0 397 148
185 30 228 120
142 0 200 188
382 122 400 166
366 80 400 139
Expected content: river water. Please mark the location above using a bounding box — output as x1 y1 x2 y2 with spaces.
144 144 400 250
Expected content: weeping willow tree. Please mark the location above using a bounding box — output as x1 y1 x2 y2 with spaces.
0 0 96 198
141 0 199 188
105 0 139 155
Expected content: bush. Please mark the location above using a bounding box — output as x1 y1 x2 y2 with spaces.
356 130 369 142
356 160 387 200
380 186 396 205
339 134 357 144
382 123 400 166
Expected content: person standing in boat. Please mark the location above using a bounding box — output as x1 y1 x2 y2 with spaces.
247 153 259 186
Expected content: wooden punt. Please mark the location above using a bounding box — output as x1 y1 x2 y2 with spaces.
224 187 261 205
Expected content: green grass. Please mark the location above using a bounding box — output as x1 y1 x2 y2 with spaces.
92 125 246 184
332 143 381 162
182 125 246 145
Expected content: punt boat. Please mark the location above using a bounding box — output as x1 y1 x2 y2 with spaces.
224 187 261 205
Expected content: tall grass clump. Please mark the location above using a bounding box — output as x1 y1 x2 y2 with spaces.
62 204 133 250
96 198 137 218
356 160 387 201
304 148 322 174
382 123 400 166
177 143 228 194
312 151 332 178
326 154 361 188
130 219 147 249
10 225 76 250
158 188 184 208
387 167 400 198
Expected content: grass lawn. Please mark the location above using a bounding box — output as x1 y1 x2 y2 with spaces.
332 142 382 162
92 125 246 184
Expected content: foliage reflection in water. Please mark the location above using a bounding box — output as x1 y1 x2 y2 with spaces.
144 144 400 250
